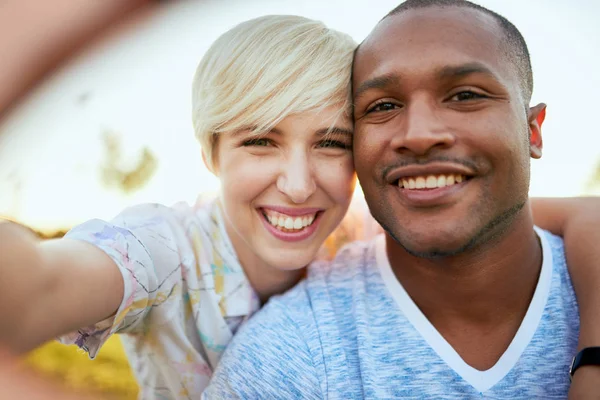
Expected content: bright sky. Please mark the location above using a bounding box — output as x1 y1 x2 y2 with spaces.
0 0 598 231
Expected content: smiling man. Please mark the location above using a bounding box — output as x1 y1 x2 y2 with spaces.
204 1 580 398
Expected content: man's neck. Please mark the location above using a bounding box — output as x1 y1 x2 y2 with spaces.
386 208 543 370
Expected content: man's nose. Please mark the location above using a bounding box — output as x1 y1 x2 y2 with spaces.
392 99 455 156
276 151 317 204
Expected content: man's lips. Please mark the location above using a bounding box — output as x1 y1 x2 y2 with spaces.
387 164 476 207
392 179 472 208
385 162 476 184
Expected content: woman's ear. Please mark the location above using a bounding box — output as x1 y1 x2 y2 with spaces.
202 151 218 176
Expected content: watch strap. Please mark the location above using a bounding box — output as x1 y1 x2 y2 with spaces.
570 347 600 381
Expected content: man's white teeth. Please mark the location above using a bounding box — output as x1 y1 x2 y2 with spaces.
400 174 466 190
264 211 316 231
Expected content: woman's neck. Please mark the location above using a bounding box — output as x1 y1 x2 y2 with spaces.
221 209 305 304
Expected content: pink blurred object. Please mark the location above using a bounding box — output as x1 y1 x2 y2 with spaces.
0 0 152 117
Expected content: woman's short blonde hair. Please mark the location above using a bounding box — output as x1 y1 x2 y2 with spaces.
191 15 357 169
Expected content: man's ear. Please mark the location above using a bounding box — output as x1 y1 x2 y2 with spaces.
528 103 546 159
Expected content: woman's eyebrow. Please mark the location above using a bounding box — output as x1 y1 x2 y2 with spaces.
230 126 278 138
315 127 354 136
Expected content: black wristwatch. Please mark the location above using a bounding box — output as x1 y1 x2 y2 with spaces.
570 347 600 381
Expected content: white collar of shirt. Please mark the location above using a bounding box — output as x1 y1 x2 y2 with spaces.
375 226 553 393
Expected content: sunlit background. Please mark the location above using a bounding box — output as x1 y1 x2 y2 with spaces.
0 0 599 398
1 0 599 233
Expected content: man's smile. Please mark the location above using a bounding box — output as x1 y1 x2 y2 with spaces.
394 174 472 207
398 173 467 189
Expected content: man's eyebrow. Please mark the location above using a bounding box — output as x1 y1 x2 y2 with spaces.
438 62 499 80
315 127 354 136
233 126 352 137
354 63 501 102
353 74 400 102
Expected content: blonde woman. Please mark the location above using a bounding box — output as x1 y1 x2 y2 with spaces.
0 15 600 400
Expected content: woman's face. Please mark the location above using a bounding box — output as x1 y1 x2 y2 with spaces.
215 104 356 271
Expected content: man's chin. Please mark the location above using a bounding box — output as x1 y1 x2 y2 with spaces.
387 229 475 259
401 244 469 259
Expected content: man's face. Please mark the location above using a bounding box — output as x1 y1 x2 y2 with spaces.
352 7 544 257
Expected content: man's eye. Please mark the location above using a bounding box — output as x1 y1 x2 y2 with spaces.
243 138 270 147
367 102 399 113
450 91 486 101
318 140 351 150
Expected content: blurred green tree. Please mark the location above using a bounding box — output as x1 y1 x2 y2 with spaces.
100 131 158 194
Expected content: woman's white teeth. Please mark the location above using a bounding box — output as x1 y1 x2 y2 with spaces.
293 218 303 229
265 211 316 231
400 174 466 190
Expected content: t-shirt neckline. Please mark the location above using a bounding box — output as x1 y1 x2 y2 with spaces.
375 227 553 393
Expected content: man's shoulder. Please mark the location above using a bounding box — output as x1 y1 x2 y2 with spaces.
248 237 381 342
204 280 323 399
535 227 577 310
203 239 382 399
535 226 566 270
306 236 378 284
263 280 313 320
259 238 379 331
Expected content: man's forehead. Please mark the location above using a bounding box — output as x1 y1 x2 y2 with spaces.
354 6 506 82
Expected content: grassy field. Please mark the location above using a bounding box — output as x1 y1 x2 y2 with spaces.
26 336 138 399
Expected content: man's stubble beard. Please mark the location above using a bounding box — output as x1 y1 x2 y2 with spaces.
373 198 527 260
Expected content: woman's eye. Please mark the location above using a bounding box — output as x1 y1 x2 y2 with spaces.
367 102 399 113
318 140 351 150
243 138 270 147
450 91 487 101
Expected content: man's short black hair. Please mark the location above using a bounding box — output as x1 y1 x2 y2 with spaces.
382 0 533 103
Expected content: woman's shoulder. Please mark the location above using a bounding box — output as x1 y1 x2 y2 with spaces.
104 195 220 233
63 198 218 259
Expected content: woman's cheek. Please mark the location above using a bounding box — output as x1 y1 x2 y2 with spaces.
318 155 356 203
